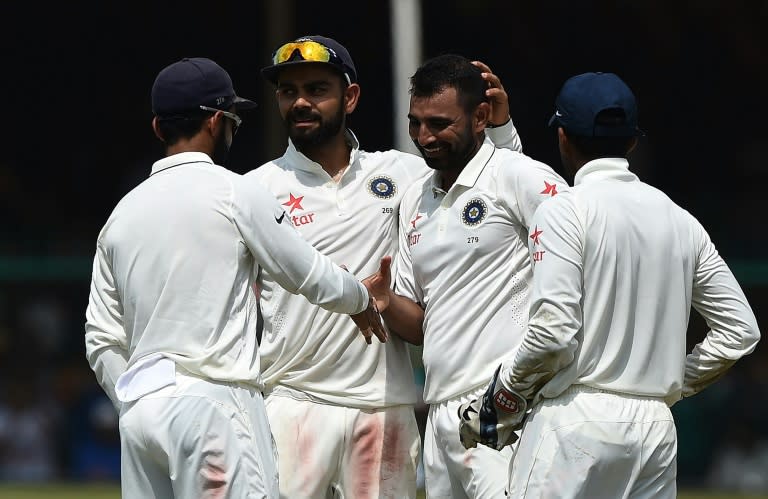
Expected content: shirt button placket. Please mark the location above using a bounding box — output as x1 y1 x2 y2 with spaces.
331 181 345 216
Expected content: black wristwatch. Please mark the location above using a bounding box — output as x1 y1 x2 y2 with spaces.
487 116 511 129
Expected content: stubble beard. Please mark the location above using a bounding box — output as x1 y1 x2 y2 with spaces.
416 125 479 173
286 104 346 151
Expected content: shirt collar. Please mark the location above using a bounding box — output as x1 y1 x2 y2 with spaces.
574 157 638 186
284 129 360 174
430 135 495 195
150 152 214 176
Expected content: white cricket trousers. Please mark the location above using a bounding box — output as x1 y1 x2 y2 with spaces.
265 391 421 498
507 385 677 499
119 371 279 498
424 386 515 499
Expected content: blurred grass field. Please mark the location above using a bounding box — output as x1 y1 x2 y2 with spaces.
0 484 766 499
0 484 119 498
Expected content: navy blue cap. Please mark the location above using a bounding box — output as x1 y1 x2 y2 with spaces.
549 72 641 137
261 35 358 85
151 57 257 117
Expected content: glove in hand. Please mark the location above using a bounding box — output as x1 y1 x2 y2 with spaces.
458 365 527 450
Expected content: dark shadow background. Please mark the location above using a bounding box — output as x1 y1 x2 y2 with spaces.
0 0 765 491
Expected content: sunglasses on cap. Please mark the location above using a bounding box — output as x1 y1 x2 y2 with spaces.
271 40 351 84
199 105 242 135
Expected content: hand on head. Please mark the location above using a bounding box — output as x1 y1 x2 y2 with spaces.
471 60 510 127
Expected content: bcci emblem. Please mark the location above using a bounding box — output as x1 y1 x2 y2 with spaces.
461 198 487 226
368 175 396 199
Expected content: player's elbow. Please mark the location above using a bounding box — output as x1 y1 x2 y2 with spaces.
391 327 424 346
744 320 761 353
406 332 424 346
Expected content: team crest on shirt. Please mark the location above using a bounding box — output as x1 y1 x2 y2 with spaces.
367 175 397 199
461 198 487 226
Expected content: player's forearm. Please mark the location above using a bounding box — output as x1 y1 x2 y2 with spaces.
682 321 760 398
85 276 129 409
85 336 129 410
685 248 760 397
486 118 522 153
502 300 579 399
381 292 424 345
236 177 368 315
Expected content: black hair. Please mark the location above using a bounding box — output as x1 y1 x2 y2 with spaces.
564 109 637 160
155 110 211 145
409 54 488 113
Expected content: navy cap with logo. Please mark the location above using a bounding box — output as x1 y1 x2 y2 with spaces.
548 72 642 137
261 35 358 85
151 57 257 117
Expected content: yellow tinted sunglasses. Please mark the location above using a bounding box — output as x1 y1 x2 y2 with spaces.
272 40 353 84
273 40 334 65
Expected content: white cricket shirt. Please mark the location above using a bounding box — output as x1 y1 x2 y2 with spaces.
395 138 567 404
85 152 369 406
503 158 760 405
248 124 524 408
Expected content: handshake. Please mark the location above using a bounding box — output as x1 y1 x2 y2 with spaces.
458 365 529 451
347 255 395 345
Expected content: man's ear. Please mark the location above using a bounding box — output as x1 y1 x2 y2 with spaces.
152 116 165 142
344 83 361 114
474 102 491 133
205 112 220 137
627 136 639 155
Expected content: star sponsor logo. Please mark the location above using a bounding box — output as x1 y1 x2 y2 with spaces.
540 181 558 197
368 175 397 199
282 193 304 213
461 198 487 226
281 193 315 227
530 225 546 262
410 213 423 229
529 226 543 245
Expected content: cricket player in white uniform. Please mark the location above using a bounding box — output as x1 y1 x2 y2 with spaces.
84 57 386 499
370 54 567 499
459 72 761 498
248 36 523 498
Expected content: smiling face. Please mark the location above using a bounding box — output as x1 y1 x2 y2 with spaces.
408 86 482 173
275 63 358 150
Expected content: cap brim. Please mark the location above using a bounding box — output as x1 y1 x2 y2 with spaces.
261 60 349 85
261 60 321 84
548 113 560 127
233 96 258 111
261 63 285 84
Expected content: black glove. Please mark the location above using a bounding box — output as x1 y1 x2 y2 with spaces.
458 365 527 450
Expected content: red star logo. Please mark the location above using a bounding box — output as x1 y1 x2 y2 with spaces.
530 226 543 245
282 193 304 214
541 181 558 197
410 213 423 229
